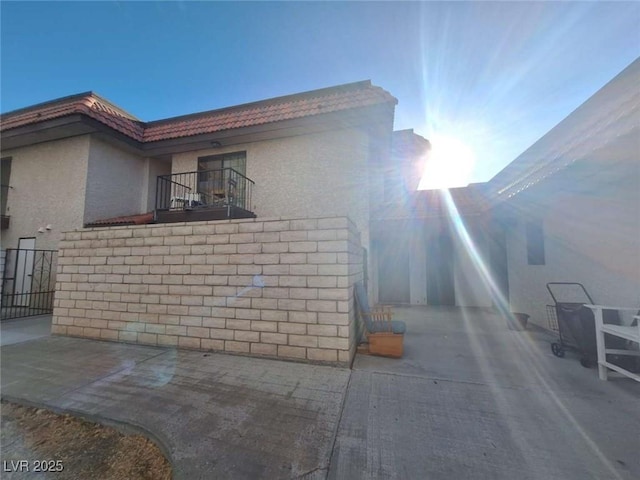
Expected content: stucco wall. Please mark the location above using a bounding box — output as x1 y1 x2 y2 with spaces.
506 179 640 328
1 135 90 251
84 137 149 224
374 217 494 308
409 222 428 305
143 158 171 212
171 128 371 246
452 222 493 308
51 216 364 366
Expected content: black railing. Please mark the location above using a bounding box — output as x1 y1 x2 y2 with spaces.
156 168 254 214
1 248 57 320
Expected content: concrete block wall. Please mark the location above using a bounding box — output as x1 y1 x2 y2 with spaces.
51 216 364 365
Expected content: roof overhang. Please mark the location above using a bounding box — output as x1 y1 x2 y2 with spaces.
502 127 639 206
0 114 145 154
1 101 395 158
1 115 95 151
487 58 640 203
1 80 397 158
141 102 395 157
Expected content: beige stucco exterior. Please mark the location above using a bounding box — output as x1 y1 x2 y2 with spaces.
143 155 172 213
373 216 494 307
1 122 382 263
171 127 373 247
506 170 640 328
84 136 170 222
1 135 169 252
84 137 148 224
1 135 90 251
451 221 494 308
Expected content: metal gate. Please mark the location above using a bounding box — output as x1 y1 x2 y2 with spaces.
1 248 57 320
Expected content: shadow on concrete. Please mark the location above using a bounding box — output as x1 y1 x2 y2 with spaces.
1 336 350 479
329 306 639 480
0 315 51 346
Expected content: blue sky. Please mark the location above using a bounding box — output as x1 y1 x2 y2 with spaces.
1 1 639 185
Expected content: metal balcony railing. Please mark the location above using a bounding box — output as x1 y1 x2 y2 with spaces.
155 168 254 215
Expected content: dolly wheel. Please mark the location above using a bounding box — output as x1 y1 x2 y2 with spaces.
551 343 565 358
580 356 592 368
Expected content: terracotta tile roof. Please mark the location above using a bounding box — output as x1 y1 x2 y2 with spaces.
1 81 397 144
0 92 145 141
143 81 397 142
84 212 154 228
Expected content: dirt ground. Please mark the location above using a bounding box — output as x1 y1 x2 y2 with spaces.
0 401 172 479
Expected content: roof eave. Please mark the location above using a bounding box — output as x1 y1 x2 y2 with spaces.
145 80 397 127
141 102 396 156
0 114 145 153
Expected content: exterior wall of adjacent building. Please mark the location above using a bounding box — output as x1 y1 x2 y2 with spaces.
0 135 91 251
450 220 494 308
51 216 364 366
373 216 494 308
505 173 640 328
374 220 430 306
408 221 428 305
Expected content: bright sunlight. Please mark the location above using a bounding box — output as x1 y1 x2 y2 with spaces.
418 134 477 190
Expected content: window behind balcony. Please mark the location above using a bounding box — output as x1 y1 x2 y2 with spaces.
198 152 246 176
197 152 246 206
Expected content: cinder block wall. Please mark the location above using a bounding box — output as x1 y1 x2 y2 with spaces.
51 216 364 365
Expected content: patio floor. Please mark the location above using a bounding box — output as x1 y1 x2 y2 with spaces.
1 336 349 479
329 306 640 480
0 315 52 346
1 307 638 479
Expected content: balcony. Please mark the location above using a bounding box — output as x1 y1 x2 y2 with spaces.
155 168 255 224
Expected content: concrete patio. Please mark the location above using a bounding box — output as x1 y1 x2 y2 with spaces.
0 315 52 346
330 307 640 480
1 307 638 479
1 335 348 479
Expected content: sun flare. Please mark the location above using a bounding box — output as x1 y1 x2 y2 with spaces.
418 134 476 190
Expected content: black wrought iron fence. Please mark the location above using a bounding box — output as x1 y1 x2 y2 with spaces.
155 168 254 213
1 248 57 320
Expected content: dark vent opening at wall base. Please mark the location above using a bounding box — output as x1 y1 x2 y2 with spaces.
155 205 256 224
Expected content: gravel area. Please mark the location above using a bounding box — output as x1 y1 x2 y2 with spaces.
1 401 171 479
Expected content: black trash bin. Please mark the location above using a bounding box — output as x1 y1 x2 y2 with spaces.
546 283 625 368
